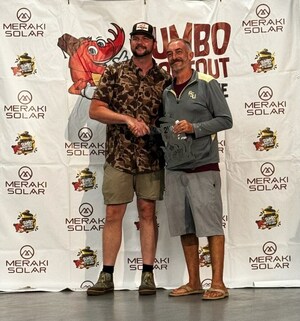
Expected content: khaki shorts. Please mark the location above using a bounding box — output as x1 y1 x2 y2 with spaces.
102 163 165 205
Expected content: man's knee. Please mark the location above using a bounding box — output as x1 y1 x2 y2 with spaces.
138 200 156 221
105 204 126 222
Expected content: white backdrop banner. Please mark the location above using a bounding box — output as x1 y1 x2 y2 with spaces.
1 0 300 292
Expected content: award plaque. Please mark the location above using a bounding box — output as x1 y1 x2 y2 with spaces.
159 116 195 168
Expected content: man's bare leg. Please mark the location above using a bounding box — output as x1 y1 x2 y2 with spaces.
203 235 228 299
86 204 127 295
137 199 157 265
102 204 127 265
170 233 202 295
137 199 157 295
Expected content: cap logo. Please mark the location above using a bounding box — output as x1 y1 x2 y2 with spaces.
136 23 149 32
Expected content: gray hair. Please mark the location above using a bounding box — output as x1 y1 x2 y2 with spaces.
167 38 192 51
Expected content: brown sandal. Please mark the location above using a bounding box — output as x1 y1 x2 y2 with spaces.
169 284 204 297
202 287 229 300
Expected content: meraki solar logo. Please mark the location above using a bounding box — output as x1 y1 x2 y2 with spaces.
65 203 105 232
4 90 47 120
65 127 105 157
6 245 49 274
242 4 286 34
245 86 286 117
249 241 291 270
247 162 288 192
3 8 46 37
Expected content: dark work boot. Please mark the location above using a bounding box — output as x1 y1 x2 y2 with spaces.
138 271 156 295
87 271 114 296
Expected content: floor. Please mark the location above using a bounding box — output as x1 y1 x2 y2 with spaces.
0 288 299 321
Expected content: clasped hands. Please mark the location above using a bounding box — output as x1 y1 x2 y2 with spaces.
126 116 150 137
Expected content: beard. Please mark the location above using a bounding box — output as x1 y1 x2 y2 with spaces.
131 45 153 57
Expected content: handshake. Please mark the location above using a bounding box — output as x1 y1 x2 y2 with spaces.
126 116 151 137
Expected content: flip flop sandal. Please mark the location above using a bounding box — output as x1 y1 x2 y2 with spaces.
169 284 204 297
202 287 229 300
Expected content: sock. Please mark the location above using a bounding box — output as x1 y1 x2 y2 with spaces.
142 264 153 273
102 265 114 275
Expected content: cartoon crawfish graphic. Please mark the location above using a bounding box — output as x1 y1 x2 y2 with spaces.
58 23 125 95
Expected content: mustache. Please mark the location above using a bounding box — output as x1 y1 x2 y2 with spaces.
170 59 182 64
135 45 147 50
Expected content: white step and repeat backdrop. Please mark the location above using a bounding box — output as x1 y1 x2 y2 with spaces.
1 0 300 292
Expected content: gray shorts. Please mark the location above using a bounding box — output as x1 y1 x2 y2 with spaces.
102 163 165 205
164 170 224 237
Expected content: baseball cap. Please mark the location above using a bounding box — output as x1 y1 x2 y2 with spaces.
130 22 156 40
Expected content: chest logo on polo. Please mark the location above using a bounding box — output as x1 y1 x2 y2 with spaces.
188 90 196 99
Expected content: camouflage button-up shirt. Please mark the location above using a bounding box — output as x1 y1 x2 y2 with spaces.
93 58 171 174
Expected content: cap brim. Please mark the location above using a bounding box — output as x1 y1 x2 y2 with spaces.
130 31 154 39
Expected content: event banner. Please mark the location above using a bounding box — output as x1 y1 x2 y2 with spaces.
0 0 300 292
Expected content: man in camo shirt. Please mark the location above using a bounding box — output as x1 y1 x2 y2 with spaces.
87 22 171 296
